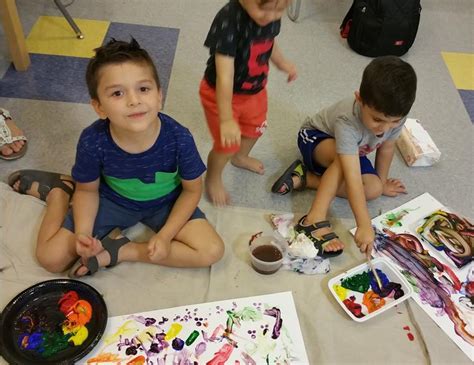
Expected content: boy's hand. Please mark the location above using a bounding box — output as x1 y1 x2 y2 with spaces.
75 233 101 258
354 225 375 255
220 119 241 148
278 61 297 82
148 234 171 262
383 178 407 197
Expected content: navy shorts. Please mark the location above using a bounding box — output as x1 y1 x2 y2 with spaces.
63 196 206 239
297 128 378 176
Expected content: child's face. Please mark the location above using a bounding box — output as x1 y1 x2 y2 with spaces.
355 91 403 137
91 61 162 134
240 0 289 27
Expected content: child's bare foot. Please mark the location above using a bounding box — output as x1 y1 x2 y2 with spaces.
205 177 231 207
0 117 27 159
231 155 264 175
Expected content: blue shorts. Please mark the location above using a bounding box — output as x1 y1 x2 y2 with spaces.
63 196 206 239
297 128 378 176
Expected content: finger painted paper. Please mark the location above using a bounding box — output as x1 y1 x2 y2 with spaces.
82 291 309 364
367 193 473 361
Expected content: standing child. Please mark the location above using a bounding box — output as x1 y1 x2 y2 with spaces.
272 56 417 258
9 38 224 276
200 0 297 206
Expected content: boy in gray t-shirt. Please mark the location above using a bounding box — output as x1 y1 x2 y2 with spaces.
272 56 417 258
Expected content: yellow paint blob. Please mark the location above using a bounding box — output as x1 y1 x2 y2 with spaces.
68 325 89 346
164 323 183 341
333 284 348 301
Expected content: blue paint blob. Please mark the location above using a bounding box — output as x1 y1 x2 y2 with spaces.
172 337 184 351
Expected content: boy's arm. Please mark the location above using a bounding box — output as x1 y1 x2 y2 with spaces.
72 179 100 236
270 41 297 82
215 53 240 147
339 154 374 255
148 176 202 258
375 140 407 196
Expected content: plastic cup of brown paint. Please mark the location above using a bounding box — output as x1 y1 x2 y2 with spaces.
248 235 284 275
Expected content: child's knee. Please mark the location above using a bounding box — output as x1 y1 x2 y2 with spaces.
207 236 225 266
36 250 69 273
364 178 383 200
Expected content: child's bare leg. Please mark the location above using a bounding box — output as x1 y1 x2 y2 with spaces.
206 150 232 206
74 219 224 274
303 138 345 251
335 174 383 200
11 178 78 272
230 136 264 174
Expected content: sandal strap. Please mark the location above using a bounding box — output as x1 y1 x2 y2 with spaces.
86 256 100 275
296 215 331 231
293 163 307 191
101 236 131 268
0 115 27 146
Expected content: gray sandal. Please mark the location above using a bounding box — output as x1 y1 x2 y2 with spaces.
68 235 131 278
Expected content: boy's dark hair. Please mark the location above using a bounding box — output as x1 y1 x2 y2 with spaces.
359 56 417 117
86 38 160 100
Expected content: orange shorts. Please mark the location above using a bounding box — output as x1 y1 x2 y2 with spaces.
199 79 268 154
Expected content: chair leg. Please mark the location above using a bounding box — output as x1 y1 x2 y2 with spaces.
53 0 84 39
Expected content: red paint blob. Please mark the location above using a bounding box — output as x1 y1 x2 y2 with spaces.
403 325 410 331
407 333 415 341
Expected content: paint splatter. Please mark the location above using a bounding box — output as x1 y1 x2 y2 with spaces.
382 208 418 228
416 210 473 268
403 325 415 342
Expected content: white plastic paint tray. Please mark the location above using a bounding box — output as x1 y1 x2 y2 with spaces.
328 257 413 322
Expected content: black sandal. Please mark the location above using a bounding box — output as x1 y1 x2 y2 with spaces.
8 169 75 202
271 159 307 195
294 215 343 258
68 235 131 278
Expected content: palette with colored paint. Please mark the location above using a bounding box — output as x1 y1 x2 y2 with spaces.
328 257 413 322
0 279 107 365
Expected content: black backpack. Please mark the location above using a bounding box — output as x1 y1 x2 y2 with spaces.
340 0 421 57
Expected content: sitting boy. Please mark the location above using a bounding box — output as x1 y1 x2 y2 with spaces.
272 56 417 257
8 38 224 276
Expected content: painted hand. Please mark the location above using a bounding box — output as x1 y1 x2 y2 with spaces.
383 178 407 197
354 225 375 255
147 234 171 262
220 119 241 148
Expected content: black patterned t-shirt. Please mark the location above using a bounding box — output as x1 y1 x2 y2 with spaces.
203 0 281 94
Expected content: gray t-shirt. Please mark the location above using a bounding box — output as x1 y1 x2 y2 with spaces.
301 97 406 156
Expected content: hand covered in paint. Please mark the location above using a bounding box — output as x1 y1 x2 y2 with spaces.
277 60 297 82
354 225 375 255
382 178 407 197
220 118 241 148
148 234 171 262
75 233 102 258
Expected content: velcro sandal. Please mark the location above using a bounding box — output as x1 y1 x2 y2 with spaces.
294 215 343 258
271 159 307 195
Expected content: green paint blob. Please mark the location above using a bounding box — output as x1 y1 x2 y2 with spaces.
41 332 71 357
235 307 262 321
341 271 371 293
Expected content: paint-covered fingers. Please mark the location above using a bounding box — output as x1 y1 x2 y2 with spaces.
147 235 171 263
220 119 241 148
354 226 375 255
383 178 407 197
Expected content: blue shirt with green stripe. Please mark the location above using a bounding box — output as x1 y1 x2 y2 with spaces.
72 113 206 211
